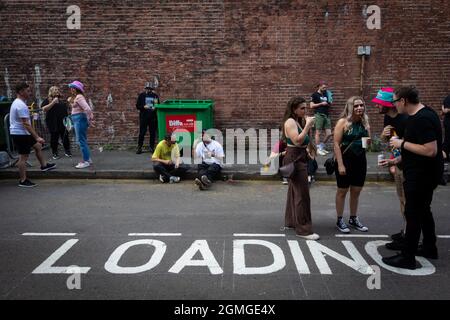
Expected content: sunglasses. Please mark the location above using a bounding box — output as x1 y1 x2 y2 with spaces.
392 98 402 103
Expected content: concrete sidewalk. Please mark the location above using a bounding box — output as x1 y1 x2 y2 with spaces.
0 147 413 181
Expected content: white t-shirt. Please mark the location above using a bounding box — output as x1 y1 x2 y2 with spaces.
9 98 30 135
195 140 224 166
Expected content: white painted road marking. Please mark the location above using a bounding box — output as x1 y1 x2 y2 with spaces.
128 233 182 237
32 239 90 274
21 233 449 276
22 233 77 236
335 234 389 238
233 234 286 237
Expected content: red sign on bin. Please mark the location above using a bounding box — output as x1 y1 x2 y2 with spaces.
166 114 196 133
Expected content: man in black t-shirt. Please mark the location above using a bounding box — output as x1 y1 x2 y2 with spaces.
382 86 443 270
442 94 450 161
136 82 160 154
310 81 332 155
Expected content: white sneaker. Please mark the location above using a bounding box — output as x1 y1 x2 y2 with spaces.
75 161 90 169
282 178 289 185
296 233 320 241
169 176 181 183
322 149 330 154
317 149 327 156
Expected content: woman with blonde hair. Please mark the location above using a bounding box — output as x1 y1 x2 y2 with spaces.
41 86 71 159
67 80 94 169
334 96 371 233
281 96 319 240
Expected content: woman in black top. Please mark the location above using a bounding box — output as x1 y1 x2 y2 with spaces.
41 86 71 159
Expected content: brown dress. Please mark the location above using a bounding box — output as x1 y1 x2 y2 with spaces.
283 146 313 236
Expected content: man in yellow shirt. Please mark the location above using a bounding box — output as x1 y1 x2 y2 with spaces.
152 133 189 183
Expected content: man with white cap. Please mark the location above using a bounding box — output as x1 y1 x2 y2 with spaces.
136 82 159 154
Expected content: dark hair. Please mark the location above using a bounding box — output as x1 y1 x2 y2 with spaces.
394 86 420 104
281 96 306 141
165 132 174 140
15 82 29 93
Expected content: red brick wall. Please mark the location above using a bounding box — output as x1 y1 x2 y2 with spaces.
1 0 449 146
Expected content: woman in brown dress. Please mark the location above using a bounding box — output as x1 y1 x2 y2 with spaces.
282 96 320 240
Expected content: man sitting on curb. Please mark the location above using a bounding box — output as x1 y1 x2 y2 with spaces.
152 133 189 183
194 132 224 190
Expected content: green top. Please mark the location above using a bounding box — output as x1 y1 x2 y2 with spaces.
341 121 368 156
286 122 310 146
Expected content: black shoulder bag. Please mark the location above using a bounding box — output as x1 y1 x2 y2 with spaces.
324 138 358 175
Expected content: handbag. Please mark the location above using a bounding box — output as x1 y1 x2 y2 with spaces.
323 137 359 175
279 154 302 179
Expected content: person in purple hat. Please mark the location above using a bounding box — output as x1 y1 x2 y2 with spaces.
68 80 94 169
373 87 409 250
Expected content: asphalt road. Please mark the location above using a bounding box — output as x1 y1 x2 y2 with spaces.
0 179 449 300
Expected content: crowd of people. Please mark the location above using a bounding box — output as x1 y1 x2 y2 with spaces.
280 85 445 270
8 80 448 270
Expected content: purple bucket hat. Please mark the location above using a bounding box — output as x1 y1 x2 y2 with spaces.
68 80 85 93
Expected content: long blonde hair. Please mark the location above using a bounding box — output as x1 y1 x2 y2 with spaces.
340 96 370 132
48 86 60 99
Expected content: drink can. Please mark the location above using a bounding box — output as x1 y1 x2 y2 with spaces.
377 154 385 165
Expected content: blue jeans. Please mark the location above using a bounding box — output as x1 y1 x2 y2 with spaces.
72 113 91 161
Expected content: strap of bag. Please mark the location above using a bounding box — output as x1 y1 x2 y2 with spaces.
341 137 358 155
331 136 360 162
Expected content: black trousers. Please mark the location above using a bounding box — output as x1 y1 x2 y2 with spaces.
50 129 70 155
153 163 189 182
443 117 450 159
198 163 222 181
402 180 437 258
138 112 157 149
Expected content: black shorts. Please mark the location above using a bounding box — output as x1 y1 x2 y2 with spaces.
335 151 367 188
11 135 37 155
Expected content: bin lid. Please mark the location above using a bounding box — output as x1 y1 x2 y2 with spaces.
154 99 213 109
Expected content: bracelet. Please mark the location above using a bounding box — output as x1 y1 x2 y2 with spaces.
401 141 406 150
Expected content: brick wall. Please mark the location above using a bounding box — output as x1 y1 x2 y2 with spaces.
1 0 449 147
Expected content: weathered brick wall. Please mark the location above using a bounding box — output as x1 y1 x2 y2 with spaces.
1 0 449 146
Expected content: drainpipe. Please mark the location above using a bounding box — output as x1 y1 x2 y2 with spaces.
357 46 371 95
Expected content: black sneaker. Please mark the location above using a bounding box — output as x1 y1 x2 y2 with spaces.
385 239 406 251
18 179 37 188
64 151 72 157
391 230 405 241
52 153 60 160
336 219 350 233
382 253 417 270
348 216 368 232
201 175 212 186
416 245 438 259
194 178 207 190
136 147 142 155
41 163 56 172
